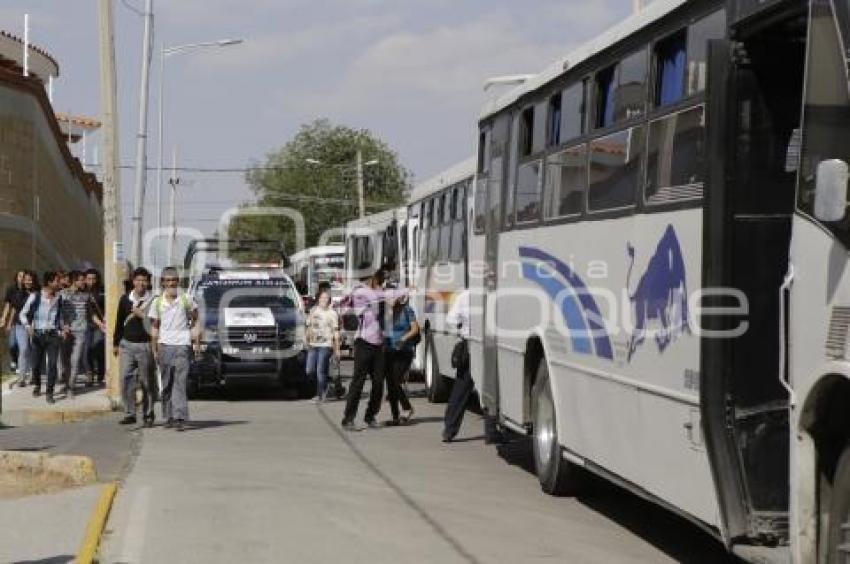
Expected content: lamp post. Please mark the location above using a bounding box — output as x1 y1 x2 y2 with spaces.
306 150 378 218
155 38 242 268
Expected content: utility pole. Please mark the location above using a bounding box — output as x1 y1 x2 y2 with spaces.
168 147 179 266
98 0 124 408
356 149 365 219
130 0 154 268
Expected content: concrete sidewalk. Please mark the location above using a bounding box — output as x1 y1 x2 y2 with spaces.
1 378 114 426
0 484 102 563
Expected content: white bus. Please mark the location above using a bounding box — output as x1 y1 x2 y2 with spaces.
469 0 850 561
287 245 346 302
407 157 475 402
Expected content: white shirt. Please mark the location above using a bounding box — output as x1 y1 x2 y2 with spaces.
149 292 197 346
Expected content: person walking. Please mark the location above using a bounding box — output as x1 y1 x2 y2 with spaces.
115 267 156 427
305 290 340 402
384 294 419 426
442 290 474 443
59 271 95 398
85 269 107 386
8 271 38 387
20 271 68 404
149 267 199 431
341 270 405 431
1 270 25 378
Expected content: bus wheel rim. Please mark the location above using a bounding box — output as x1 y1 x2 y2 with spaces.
536 386 555 470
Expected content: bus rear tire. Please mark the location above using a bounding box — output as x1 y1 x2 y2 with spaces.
531 359 581 496
425 337 450 403
827 443 850 563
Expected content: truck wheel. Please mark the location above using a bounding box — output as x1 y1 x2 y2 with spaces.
531 359 581 496
827 443 850 563
425 337 450 403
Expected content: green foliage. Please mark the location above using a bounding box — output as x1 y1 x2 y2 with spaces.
228 119 410 260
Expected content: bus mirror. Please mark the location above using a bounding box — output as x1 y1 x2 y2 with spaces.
814 159 850 223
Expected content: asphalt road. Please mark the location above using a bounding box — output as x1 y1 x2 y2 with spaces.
100 361 739 564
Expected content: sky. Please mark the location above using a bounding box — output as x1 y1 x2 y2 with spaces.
0 0 634 261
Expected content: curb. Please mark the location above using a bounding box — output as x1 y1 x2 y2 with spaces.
1 407 115 427
0 450 98 485
77 482 118 564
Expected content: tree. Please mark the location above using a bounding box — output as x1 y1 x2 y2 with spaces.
228 119 410 260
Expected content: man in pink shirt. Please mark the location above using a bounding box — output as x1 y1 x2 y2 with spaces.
341 270 406 430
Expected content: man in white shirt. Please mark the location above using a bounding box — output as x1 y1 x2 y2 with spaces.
443 290 473 442
149 267 199 431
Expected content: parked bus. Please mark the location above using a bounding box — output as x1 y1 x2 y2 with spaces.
287 245 346 304
469 0 850 560
408 157 475 402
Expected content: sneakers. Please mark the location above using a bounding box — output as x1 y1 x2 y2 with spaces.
164 419 174 429
143 417 154 428
119 415 137 425
365 419 382 430
32 387 41 397
400 407 415 423
341 420 361 432
175 419 186 432
46 394 55 405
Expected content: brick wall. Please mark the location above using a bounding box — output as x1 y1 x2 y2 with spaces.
0 71 103 292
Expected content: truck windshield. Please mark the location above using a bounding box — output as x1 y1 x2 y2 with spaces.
196 284 298 311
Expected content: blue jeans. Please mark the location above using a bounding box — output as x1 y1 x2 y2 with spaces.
14 324 30 378
305 347 332 399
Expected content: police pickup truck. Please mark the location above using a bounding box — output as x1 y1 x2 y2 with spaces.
189 266 307 395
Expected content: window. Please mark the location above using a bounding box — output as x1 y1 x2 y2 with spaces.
429 196 441 263
473 178 487 235
505 114 520 228
588 126 645 211
533 101 547 153
442 190 452 224
478 128 490 174
519 106 534 157
655 31 687 107
560 82 586 142
595 65 618 128
548 92 562 146
515 161 543 223
544 144 587 218
439 208 451 262
616 50 648 121
351 236 373 270
645 105 705 204
687 9 726 96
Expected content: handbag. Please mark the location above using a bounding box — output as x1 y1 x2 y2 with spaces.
451 338 469 371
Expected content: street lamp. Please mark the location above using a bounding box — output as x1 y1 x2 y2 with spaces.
155 38 243 268
305 153 378 218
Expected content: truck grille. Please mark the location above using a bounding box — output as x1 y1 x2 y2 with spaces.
223 327 278 350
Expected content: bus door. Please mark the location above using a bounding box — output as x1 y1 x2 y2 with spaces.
703 4 807 544
481 114 511 415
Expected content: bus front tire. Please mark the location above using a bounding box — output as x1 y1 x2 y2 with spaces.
827 443 850 563
531 359 581 496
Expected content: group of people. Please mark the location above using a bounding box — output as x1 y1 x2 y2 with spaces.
113 266 200 431
303 270 418 428
305 268 474 440
0 266 199 431
0 269 106 403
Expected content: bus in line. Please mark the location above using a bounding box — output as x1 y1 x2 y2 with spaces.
469 0 850 561
287 245 346 303
407 157 476 402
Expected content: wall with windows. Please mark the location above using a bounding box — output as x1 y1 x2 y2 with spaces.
474 5 726 233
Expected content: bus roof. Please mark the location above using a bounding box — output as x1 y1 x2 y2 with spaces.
408 156 476 204
345 206 406 232
480 0 689 121
289 245 345 262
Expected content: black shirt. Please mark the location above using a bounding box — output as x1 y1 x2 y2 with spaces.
4 287 29 326
113 293 151 346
